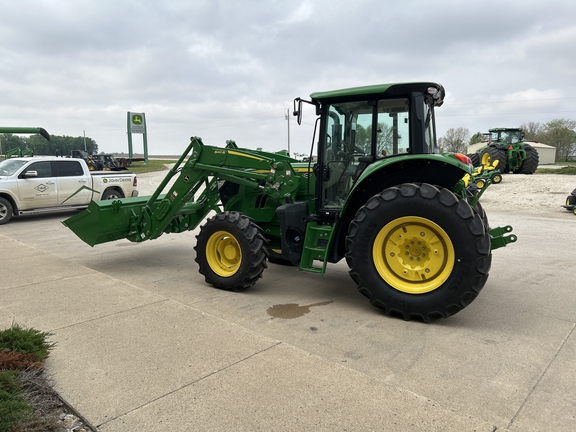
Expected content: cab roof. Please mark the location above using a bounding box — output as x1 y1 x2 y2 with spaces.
310 82 445 105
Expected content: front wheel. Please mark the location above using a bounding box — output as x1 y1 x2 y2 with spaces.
345 183 492 322
490 172 503 184
195 212 268 291
0 197 14 225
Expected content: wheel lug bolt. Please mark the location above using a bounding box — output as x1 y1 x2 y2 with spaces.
425 268 430 273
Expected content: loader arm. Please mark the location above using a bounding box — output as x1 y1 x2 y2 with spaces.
63 136 300 246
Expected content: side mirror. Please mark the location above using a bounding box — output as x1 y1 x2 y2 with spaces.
293 98 303 125
23 170 38 178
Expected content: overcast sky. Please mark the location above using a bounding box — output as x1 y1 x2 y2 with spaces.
1 0 575 156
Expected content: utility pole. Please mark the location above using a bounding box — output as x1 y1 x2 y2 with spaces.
285 108 291 155
83 130 87 151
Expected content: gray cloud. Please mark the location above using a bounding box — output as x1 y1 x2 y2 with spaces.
1 0 575 155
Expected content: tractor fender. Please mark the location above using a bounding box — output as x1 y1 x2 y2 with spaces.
326 155 471 263
343 154 471 219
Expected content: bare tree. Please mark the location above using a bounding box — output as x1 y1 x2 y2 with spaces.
440 127 470 153
519 122 542 141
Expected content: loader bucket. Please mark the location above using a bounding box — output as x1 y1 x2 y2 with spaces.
62 196 155 246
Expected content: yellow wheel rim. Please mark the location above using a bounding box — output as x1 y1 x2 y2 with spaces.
206 230 242 277
373 216 455 294
493 175 501 183
568 198 571 206
476 180 485 188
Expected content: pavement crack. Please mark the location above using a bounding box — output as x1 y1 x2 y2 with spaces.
49 299 169 332
96 341 282 428
506 322 576 429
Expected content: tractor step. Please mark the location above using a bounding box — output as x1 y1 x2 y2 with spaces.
299 222 333 274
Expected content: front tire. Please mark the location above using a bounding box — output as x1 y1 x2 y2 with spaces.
0 197 14 225
195 212 268 291
345 183 492 322
490 172 503 184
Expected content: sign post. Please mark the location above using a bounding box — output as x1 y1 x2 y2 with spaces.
127 112 149 164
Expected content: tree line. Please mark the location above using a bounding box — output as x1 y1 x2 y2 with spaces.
0 133 99 156
439 118 576 161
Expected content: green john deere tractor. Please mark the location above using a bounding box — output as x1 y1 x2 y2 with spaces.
468 128 539 174
63 82 516 322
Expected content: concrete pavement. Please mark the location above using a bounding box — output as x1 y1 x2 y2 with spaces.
1 175 575 430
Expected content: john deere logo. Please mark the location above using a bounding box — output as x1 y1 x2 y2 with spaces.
132 114 143 125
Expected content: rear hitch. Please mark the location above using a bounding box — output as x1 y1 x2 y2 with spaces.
489 225 517 250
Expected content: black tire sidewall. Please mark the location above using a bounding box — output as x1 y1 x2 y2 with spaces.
346 184 491 320
195 212 267 290
0 197 13 225
102 189 124 200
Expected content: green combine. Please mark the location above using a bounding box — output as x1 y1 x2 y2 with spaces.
63 82 516 322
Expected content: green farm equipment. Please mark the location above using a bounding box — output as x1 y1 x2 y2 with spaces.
469 128 539 174
63 82 517 322
0 127 49 158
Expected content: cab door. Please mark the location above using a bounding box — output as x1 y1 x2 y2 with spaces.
17 160 58 210
54 160 93 205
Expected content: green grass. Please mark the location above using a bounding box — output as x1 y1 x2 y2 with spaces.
127 159 175 174
536 166 576 175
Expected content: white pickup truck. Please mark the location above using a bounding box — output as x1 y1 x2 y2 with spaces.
0 156 138 224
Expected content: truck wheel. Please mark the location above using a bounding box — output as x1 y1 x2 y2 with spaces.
345 183 491 322
519 145 539 174
0 197 14 225
195 211 268 291
102 189 125 200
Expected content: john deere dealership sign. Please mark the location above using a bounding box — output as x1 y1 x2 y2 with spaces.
129 112 145 134
127 111 148 164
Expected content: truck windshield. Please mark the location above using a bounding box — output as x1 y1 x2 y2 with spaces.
0 159 28 176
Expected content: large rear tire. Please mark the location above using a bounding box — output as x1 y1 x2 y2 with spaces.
345 183 492 322
467 152 481 167
195 212 268 291
481 146 508 173
518 145 539 174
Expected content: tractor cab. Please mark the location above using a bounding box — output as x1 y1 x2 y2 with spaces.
489 128 525 145
296 83 445 213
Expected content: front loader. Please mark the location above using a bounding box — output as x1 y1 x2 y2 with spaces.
63 82 516 322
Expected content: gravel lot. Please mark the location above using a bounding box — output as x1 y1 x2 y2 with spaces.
478 172 575 218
